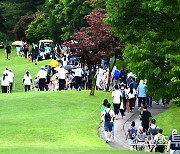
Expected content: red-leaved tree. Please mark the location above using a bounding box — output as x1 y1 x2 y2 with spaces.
64 8 124 95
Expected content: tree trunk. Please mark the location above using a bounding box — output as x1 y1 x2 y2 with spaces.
106 55 117 91
90 68 96 95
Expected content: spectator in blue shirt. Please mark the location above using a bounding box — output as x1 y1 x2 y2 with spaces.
137 80 147 109
130 77 138 90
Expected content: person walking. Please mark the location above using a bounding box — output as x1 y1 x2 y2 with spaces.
127 84 136 112
72 64 83 91
137 80 147 110
153 129 167 153
136 126 147 151
50 57 58 75
37 66 47 91
5 43 11 60
0 73 10 93
148 119 160 150
8 68 14 93
125 121 138 150
32 44 39 65
167 129 180 154
112 85 122 120
139 106 152 133
22 70 32 92
101 103 115 143
23 41 29 58
58 65 67 90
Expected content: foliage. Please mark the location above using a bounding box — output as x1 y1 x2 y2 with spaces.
65 9 124 95
13 14 36 40
106 0 180 100
45 0 93 43
0 0 45 39
25 14 49 44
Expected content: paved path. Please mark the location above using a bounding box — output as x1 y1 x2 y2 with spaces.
99 102 170 150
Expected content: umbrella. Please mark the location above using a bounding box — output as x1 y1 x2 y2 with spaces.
12 41 23 46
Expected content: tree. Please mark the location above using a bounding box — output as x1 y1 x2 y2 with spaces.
106 0 180 101
25 14 49 43
46 0 93 43
1 0 45 39
13 14 36 40
65 9 124 95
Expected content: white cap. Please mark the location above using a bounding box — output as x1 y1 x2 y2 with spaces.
41 66 44 69
172 129 177 135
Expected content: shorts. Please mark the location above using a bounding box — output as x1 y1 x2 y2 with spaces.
104 122 113 132
128 139 136 146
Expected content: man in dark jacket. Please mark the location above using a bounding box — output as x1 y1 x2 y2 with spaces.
5 43 11 60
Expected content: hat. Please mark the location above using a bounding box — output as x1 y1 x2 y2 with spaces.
9 68 12 71
41 66 44 69
26 70 29 73
172 129 177 135
120 82 125 86
138 126 143 134
5 67 8 70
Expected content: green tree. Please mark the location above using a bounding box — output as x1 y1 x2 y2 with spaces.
46 0 93 43
25 14 49 43
1 0 45 39
106 0 180 101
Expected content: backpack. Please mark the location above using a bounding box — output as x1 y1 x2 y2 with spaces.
120 89 126 98
157 134 165 145
104 110 111 122
129 127 137 140
114 70 120 80
149 126 158 135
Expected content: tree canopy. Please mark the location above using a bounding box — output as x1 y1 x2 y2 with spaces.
65 9 124 95
106 0 180 101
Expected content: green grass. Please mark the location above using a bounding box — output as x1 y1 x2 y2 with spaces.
0 50 146 153
0 47 178 153
0 91 145 154
154 103 180 137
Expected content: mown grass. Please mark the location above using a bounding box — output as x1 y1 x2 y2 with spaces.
0 47 178 153
0 49 146 153
154 103 180 137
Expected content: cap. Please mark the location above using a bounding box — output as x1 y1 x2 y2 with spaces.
9 68 12 71
172 129 177 135
41 66 44 69
120 82 125 86
26 70 29 73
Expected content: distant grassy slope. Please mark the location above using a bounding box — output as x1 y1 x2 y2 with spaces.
0 48 51 92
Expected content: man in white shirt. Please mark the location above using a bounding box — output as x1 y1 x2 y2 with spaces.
8 68 14 93
101 103 115 143
72 64 83 91
37 66 47 91
112 85 122 119
58 65 67 90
